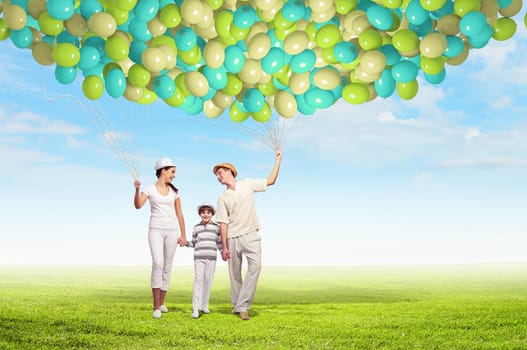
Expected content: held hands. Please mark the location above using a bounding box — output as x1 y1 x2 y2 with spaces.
221 248 231 261
178 236 187 247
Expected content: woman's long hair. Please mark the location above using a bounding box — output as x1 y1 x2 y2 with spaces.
156 167 178 193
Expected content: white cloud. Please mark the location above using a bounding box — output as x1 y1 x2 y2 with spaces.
0 108 86 135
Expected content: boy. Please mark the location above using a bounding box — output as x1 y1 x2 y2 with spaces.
187 202 222 319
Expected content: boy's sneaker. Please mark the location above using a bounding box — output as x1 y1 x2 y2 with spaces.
192 310 199 319
200 309 210 314
159 305 169 313
153 309 162 319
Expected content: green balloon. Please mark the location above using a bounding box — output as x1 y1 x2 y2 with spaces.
358 29 383 51
392 29 419 53
229 102 250 123
82 75 104 100
164 87 185 107
419 0 447 11
105 36 129 61
39 12 64 36
342 83 369 104
0 19 11 41
160 4 182 28
127 64 151 87
252 102 271 123
493 17 517 41
397 80 419 100
315 24 342 49
53 43 80 67
223 73 243 96
420 56 445 75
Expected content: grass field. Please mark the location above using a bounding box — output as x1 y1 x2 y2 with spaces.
1 263 526 349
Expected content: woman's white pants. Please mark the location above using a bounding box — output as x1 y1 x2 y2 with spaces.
148 227 178 290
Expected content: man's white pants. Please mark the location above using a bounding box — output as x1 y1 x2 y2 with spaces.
228 231 262 312
148 227 178 290
192 259 217 311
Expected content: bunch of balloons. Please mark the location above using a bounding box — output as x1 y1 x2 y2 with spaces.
0 0 524 122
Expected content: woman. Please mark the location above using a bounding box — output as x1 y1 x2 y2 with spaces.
134 157 187 319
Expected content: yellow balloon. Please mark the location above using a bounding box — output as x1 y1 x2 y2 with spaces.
124 83 144 102
499 0 522 17
353 66 381 83
157 45 177 70
88 12 117 37
65 13 89 37
213 90 233 109
289 72 311 95
342 10 366 33
239 59 263 85
28 0 47 20
351 15 372 35
360 50 387 74
309 0 333 13
203 100 225 118
436 14 460 35
184 71 209 97
419 32 447 58
147 16 167 37
274 90 297 118
4 5 27 30
247 32 271 59
31 42 54 66
283 30 309 55
254 0 278 11
203 40 225 68
196 2 214 29
181 0 204 24
446 42 469 66
142 48 166 72
313 68 342 90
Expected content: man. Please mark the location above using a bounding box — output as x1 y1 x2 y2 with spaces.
213 149 282 320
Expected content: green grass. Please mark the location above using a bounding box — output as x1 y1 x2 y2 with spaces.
1 264 526 349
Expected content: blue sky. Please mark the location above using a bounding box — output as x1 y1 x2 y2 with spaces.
1 13 526 266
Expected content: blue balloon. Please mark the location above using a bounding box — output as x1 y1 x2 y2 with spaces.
10 0 28 8
281 0 306 22
55 66 77 84
224 45 246 73
367 5 394 30
202 66 228 90
409 18 434 37
379 44 401 66
242 88 265 113
233 5 257 29
430 0 454 20
152 75 176 99
261 47 286 74
443 35 464 58
105 69 126 98
129 18 152 42
391 60 418 83
468 24 493 49
424 69 446 84
290 49 316 73
134 0 160 22
10 27 33 49
78 46 101 70
184 96 204 115
266 29 282 49
295 93 316 115
175 27 197 51
305 87 335 109
333 42 359 64
57 31 80 46
497 0 513 8
129 40 147 63
84 36 106 55
460 11 487 37
79 0 103 19
47 0 75 21
82 63 105 79
405 0 429 26
374 69 396 98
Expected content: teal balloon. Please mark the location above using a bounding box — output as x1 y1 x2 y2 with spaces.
153 75 176 99
282 0 306 22
175 27 197 51
105 69 126 98
10 28 33 49
55 66 77 84
290 49 316 73
134 0 160 22
202 66 228 90
424 69 446 84
261 47 286 74
366 5 394 30
333 42 359 64
443 35 464 58
467 25 493 49
406 0 429 26
272 77 289 91
460 11 487 37
379 44 401 66
305 87 335 109
79 0 103 19
184 96 204 115
266 29 282 49
78 46 101 70
295 94 316 115
233 5 257 29
129 40 147 63
47 0 75 21
57 31 80 46
374 69 396 98
84 36 106 55
391 61 418 83
10 0 28 8
409 18 433 37
497 0 513 8
242 88 265 113
202 87 217 100
82 63 104 79
430 1 454 20
129 18 152 42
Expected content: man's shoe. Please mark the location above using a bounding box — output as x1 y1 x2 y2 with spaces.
239 311 250 320
152 309 162 319
201 309 210 314
192 310 199 319
159 305 169 313
231 308 239 314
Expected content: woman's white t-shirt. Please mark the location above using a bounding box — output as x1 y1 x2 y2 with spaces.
144 184 180 230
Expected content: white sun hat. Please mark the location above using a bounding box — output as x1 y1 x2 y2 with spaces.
154 158 175 170
197 202 215 215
